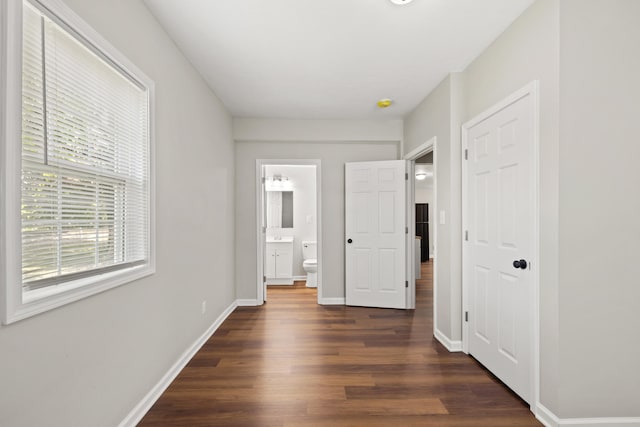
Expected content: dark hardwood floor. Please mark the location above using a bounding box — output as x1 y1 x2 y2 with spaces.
140 262 541 426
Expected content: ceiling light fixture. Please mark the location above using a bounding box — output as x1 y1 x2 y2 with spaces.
415 171 433 180
390 0 414 5
265 174 293 191
377 98 393 108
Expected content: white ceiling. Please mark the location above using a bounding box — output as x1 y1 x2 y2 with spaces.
144 0 535 119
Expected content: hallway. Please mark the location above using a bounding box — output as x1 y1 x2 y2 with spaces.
141 262 541 426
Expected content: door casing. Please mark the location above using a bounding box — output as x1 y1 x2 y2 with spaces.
255 159 322 304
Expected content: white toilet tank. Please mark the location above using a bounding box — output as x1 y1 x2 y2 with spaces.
302 241 317 260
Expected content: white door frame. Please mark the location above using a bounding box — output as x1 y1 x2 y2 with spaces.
404 137 437 312
461 81 540 410
255 159 322 304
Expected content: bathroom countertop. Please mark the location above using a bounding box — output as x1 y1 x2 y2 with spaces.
266 236 294 243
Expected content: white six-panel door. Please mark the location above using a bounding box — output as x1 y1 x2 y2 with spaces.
464 90 535 404
345 160 407 309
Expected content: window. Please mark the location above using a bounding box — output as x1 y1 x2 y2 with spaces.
1 0 155 323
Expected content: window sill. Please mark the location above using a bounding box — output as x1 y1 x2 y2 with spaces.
4 263 154 324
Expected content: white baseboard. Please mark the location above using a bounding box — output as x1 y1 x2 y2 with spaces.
319 297 345 305
536 403 640 427
434 328 463 352
536 403 560 427
293 275 307 281
236 299 261 306
118 300 238 427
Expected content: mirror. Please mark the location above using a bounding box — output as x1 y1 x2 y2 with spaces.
266 191 293 228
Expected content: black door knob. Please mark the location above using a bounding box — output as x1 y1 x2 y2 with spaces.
347 238 353 244
513 259 527 269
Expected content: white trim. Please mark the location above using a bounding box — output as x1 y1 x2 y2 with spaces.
26 0 151 85
434 328 462 352
1 0 156 325
461 81 540 410
461 104 469 355
319 297 345 305
463 82 538 129
535 404 640 427
403 137 437 327
405 159 415 309
432 143 438 342
531 81 541 415
405 140 434 160
1 0 22 325
293 275 307 281
255 160 265 303
236 299 261 306
536 404 559 427
256 159 322 305
118 300 238 427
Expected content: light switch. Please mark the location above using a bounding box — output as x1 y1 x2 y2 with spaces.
439 210 446 225
306 215 313 224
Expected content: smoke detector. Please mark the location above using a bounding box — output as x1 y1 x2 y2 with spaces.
390 0 414 5
377 98 393 108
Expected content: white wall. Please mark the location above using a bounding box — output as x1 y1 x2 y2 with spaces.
234 118 403 144
264 165 317 277
558 0 640 417
0 1 235 426
414 181 433 205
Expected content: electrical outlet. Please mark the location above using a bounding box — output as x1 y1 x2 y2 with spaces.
201 300 207 315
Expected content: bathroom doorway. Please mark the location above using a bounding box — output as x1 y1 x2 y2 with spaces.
256 160 321 304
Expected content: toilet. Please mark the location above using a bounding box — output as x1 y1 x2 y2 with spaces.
302 241 317 288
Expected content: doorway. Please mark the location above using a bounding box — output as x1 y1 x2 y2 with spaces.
256 160 322 304
404 137 437 315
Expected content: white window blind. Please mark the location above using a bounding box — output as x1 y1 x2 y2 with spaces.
21 1 150 292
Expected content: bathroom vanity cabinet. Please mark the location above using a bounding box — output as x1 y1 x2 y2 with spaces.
266 238 293 285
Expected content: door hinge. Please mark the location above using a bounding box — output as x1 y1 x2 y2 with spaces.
263 275 266 283
405 226 409 234
405 280 408 288
465 230 468 241
405 172 409 180
464 149 468 160
261 177 266 183
262 226 266 234
465 311 469 322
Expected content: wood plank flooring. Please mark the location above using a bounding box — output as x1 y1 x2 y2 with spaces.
140 262 541 426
